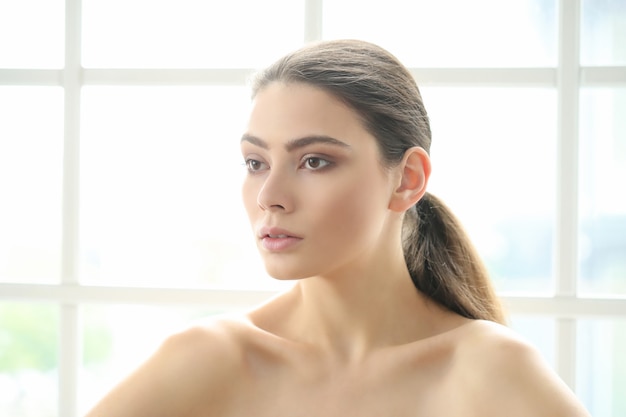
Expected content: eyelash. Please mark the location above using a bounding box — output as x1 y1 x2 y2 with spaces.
243 155 333 173
244 159 267 173
300 156 332 170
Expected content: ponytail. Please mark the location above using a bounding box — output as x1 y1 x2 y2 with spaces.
403 192 506 324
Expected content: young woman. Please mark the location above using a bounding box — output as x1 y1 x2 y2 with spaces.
85 39 591 417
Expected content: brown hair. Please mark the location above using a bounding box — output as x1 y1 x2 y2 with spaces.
250 39 506 324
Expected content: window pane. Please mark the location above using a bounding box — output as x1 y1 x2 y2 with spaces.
423 87 557 294
80 86 287 291
579 88 626 295
0 87 64 284
82 0 304 68
581 0 626 66
509 316 555 367
577 319 626 417
0 302 58 417
323 0 557 67
0 0 64 68
79 304 230 415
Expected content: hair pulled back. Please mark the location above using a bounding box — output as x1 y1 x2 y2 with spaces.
250 39 505 324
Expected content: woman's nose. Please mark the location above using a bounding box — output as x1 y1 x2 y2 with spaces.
256 170 294 212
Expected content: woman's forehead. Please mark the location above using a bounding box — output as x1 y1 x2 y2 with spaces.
247 82 368 140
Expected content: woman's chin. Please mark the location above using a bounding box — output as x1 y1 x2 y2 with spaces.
263 264 312 281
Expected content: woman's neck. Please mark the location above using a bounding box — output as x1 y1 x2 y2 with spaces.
259 247 461 365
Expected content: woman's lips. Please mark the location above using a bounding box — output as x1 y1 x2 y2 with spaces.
258 227 302 251
260 235 302 251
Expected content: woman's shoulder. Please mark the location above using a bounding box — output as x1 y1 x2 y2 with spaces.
453 320 590 417
84 314 260 417
174 309 291 351
455 319 536 356
161 313 269 373
165 313 250 354
163 311 297 379
455 319 556 379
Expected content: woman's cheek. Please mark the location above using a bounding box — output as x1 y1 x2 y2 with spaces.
325 181 377 230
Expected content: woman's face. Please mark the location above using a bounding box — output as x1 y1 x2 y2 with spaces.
241 82 398 280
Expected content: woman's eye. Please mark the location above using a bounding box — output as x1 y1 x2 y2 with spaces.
302 157 331 170
245 159 267 173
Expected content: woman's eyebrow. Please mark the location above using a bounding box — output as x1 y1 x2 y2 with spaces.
240 133 351 151
240 134 268 149
285 135 351 152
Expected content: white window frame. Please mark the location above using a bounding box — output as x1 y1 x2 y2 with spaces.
1 1 625 416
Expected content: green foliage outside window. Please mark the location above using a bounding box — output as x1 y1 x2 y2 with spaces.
0 304 57 372
0 303 113 373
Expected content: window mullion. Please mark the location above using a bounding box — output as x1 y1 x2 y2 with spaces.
304 0 323 42
555 0 581 391
410 67 556 86
0 69 62 85
59 0 83 416
581 66 626 86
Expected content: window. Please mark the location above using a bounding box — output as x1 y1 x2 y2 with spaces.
1 1 625 416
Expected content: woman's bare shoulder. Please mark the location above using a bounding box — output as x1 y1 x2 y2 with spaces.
84 314 258 417
167 313 253 354
456 319 536 354
149 312 277 385
455 320 590 417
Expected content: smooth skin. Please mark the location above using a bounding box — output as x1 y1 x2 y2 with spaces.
85 82 590 417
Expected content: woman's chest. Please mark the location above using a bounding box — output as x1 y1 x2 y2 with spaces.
214 354 470 417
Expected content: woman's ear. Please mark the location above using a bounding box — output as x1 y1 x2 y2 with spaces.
388 147 431 212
